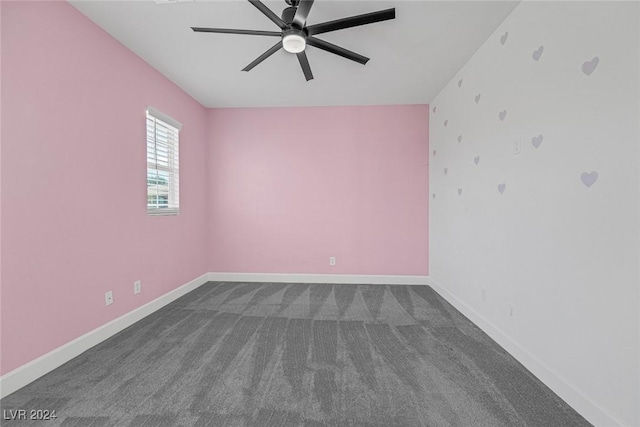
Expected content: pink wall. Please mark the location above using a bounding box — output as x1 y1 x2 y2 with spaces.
1 2 209 375
207 106 429 276
1 2 429 378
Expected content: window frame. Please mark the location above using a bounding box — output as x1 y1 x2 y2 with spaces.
146 107 182 216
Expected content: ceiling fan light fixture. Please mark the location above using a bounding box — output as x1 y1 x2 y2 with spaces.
282 31 306 53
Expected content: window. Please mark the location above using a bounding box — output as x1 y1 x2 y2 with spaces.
146 107 182 215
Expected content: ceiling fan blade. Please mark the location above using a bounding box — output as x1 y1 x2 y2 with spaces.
296 51 314 81
248 0 288 30
242 41 283 72
306 37 369 65
292 0 314 29
192 27 281 37
306 8 395 36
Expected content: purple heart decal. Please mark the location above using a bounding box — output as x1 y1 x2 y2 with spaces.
458 135 463 143
498 110 507 121
474 156 480 165
433 149 436 156
580 171 598 187
458 79 463 88
444 119 448 127
582 57 599 76
474 94 481 104
532 45 544 61
457 188 462 196
444 168 448 175
498 183 506 194
433 106 437 113
500 32 508 45
532 134 543 148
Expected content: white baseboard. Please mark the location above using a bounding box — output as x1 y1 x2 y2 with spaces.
1 272 425 399
0 273 210 399
207 272 428 285
3 272 613 425
426 277 623 427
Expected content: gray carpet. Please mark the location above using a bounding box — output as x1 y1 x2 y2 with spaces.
1 282 590 426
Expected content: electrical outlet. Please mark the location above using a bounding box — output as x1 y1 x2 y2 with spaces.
105 291 114 306
134 280 141 295
329 256 336 266
513 139 522 155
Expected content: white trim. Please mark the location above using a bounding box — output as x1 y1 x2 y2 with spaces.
426 276 624 427
147 208 179 216
207 272 428 285
146 106 182 130
1 272 612 426
0 273 209 399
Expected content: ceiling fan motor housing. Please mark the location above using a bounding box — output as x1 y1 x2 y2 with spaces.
281 5 307 53
281 6 298 26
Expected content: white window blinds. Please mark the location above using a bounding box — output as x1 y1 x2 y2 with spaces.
146 108 181 215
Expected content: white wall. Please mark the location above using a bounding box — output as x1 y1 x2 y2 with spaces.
429 2 639 426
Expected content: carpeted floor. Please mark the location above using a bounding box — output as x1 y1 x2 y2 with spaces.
1 282 590 426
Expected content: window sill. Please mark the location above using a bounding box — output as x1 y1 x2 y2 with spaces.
147 209 179 216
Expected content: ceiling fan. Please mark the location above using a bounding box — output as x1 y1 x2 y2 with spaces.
191 0 395 81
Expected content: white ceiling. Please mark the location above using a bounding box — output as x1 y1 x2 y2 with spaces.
69 0 519 108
